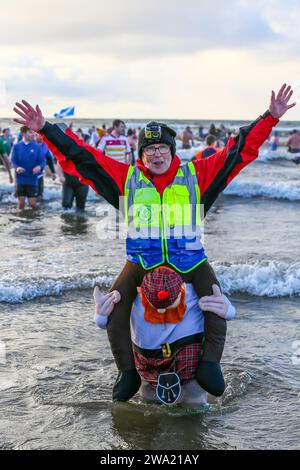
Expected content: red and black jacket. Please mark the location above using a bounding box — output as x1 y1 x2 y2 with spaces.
40 111 278 216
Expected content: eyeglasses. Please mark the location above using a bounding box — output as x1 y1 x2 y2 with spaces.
143 145 170 156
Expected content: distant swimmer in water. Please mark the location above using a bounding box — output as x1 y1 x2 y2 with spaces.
286 129 300 165
286 129 300 153
194 134 219 160
13 83 296 402
286 129 300 164
269 130 280 151
180 126 194 149
93 267 235 406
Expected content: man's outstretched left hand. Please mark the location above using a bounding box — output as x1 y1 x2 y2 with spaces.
269 83 296 119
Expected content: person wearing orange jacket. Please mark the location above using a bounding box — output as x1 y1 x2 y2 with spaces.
195 134 219 159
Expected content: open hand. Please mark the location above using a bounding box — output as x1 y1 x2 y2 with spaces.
199 284 232 319
269 84 296 119
13 100 45 132
93 286 121 317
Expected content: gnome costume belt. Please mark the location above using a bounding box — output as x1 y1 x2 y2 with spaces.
132 333 204 359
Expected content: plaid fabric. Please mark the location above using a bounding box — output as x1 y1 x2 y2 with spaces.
134 342 204 387
141 266 183 309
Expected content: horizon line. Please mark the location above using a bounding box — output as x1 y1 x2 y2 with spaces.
1 116 300 123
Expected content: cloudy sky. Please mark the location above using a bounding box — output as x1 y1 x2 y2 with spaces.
1 0 300 119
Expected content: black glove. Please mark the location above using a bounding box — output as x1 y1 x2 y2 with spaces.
196 361 225 397
112 369 141 402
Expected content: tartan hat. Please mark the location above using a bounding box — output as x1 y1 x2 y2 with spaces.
141 266 183 309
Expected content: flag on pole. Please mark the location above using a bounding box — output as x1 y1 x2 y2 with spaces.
53 106 75 118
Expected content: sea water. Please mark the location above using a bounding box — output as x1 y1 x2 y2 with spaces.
0 120 299 449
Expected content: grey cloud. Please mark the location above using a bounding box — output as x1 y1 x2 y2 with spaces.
6 60 160 104
0 0 280 58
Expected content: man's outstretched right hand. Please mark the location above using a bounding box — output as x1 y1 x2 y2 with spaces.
13 100 45 132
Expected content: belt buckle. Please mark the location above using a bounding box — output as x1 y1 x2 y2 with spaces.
161 342 171 359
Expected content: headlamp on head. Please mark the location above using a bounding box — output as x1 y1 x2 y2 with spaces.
145 122 162 141
138 121 177 158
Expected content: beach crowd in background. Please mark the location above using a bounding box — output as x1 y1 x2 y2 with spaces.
0 119 299 211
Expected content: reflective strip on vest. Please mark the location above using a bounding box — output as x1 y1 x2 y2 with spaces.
124 162 206 272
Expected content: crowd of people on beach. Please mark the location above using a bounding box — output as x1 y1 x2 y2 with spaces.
0 118 299 211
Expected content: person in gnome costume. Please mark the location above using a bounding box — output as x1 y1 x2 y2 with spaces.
94 266 235 406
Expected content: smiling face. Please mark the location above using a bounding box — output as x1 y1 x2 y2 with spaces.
141 144 172 174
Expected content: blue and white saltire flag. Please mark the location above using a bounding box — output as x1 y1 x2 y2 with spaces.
53 106 75 119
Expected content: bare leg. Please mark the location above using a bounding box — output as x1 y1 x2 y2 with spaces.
18 197 25 209
28 197 37 209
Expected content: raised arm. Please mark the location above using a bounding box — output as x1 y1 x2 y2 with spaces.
194 84 296 215
13 100 130 209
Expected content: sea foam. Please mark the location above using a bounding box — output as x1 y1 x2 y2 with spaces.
1 260 299 303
